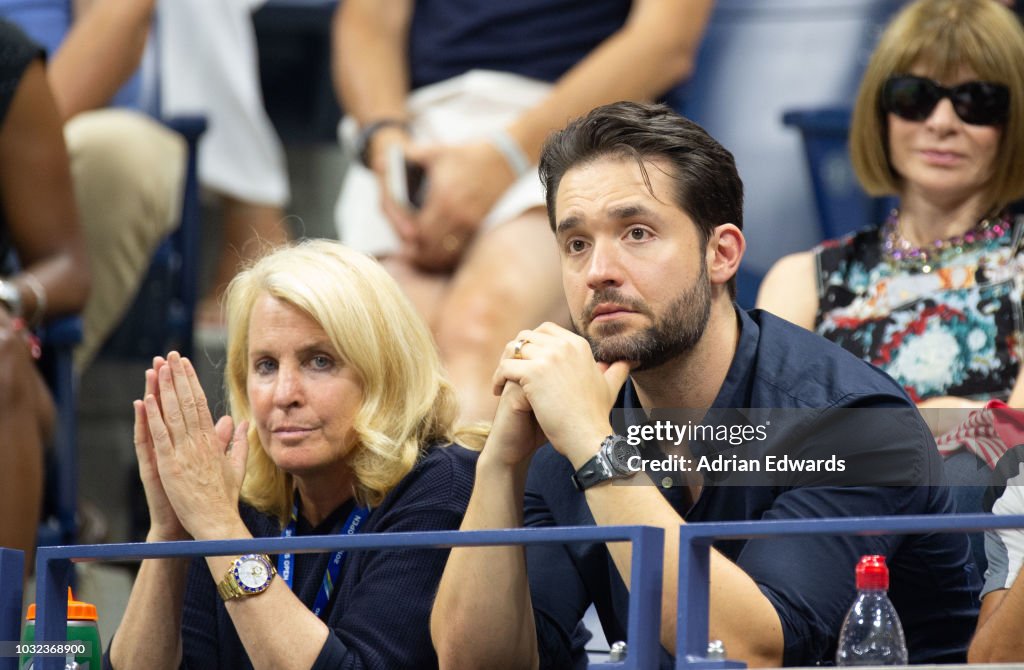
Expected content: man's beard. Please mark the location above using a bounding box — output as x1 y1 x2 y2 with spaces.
575 263 711 372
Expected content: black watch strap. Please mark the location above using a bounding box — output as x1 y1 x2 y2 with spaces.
572 435 640 491
572 452 613 491
356 118 409 168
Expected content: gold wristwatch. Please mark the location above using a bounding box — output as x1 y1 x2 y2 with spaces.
217 553 276 601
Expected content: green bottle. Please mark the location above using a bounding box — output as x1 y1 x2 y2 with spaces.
20 588 102 669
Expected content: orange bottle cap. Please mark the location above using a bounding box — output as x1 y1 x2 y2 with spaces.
26 587 98 621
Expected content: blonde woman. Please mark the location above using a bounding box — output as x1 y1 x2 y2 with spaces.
108 239 482 669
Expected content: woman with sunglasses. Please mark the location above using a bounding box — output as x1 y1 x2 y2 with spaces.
758 0 1024 434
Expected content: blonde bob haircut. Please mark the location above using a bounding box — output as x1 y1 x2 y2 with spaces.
224 239 484 524
850 0 1024 211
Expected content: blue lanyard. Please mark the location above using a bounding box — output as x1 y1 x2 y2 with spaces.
278 491 371 618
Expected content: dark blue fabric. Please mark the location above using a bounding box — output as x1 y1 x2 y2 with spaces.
408 0 631 90
524 308 980 668
104 443 478 670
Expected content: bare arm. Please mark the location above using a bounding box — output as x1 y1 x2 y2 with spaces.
431 384 542 670
113 530 333 670
0 59 89 318
331 0 421 245
48 0 157 121
332 0 414 172
333 0 711 167
441 327 784 667
492 324 784 667
968 460 1024 662
412 0 715 270
108 553 190 670
332 0 714 270
112 355 330 670
756 251 818 330
967 589 1024 663
110 361 201 670
431 457 539 670
580 479 783 666
507 0 715 163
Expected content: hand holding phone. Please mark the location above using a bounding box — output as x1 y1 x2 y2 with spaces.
387 144 427 211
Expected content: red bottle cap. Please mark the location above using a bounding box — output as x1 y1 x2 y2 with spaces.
855 554 889 590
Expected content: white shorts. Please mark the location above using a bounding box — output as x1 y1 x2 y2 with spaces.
335 70 552 257
158 0 289 206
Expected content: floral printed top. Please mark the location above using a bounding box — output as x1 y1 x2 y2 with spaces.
814 217 1024 403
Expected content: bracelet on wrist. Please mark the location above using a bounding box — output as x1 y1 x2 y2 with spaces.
356 118 410 168
487 128 531 178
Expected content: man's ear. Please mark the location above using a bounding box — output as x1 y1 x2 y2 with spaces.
705 224 745 287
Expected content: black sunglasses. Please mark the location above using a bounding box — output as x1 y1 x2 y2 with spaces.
881 74 1010 126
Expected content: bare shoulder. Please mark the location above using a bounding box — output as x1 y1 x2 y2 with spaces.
756 251 819 331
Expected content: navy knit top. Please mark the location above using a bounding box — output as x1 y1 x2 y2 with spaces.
105 443 478 670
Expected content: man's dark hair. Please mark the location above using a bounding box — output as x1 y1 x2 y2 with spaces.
539 101 744 296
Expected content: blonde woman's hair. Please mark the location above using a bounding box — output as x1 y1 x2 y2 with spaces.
849 0 1024 210
224 239 486 524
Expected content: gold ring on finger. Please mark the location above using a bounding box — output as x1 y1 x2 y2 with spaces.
513 338 529 360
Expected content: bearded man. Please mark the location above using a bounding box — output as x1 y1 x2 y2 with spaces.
430 101 979 668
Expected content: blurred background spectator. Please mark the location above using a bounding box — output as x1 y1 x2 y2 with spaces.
756 0 1024 573
0 17 89 572
0 0 186 371
332 0 715 423
757 0 1024 429
158 0 291 338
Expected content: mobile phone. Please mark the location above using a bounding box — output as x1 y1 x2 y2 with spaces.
386 144 427 210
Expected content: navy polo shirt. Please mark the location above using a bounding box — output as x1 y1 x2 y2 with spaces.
524 308 980 668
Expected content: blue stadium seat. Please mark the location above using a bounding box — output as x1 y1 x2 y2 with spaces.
782 108 896 240
37 315 83 548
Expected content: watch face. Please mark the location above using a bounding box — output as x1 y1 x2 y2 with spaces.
607 437 639 474
235 556 271 592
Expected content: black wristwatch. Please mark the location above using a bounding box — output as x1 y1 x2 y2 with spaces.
572 435 641 491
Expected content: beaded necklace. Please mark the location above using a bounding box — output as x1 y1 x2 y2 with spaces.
882 209 1011 273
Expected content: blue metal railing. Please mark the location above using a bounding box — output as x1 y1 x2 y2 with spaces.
4 525 663 670
8 513 1024 670
0 549 24 669
676 512 1024 669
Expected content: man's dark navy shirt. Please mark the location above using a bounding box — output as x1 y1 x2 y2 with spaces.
524 308 980 668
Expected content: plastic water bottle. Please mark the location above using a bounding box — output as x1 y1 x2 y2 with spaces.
836 555 907 666
20 588 103 670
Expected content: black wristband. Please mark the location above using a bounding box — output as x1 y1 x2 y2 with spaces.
356 118 409 168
